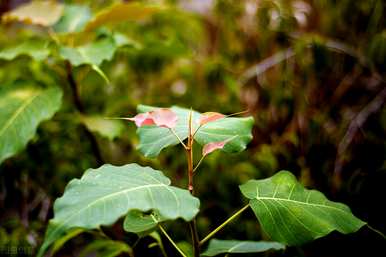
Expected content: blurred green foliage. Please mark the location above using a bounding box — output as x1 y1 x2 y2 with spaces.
0 0 385 256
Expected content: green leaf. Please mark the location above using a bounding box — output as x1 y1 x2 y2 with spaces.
80 115 124 140
136 105 254 157
239 171 366 245
85 2 162 31
53 4 91 33
37 164 200 257
201 239 285 256
123 210 165 235
78 239 131 257
0 39 51 61
2 1 64 26
51 229 84 256
59 37 115 67
0 86 62 164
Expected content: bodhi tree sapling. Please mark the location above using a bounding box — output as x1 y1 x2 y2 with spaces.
38 106 371 257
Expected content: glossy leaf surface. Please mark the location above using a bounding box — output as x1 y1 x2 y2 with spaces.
38 164 199 257
240 171 366 245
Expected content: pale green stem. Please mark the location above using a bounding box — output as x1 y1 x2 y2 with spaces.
193 155 205 174
199 204 250 246
158 225 188 257
170 128 188 149
367 224 386 240
152 215 187 257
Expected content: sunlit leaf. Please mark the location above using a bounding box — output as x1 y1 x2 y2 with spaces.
85 2 162 31
80 116 124 140
135 105 254 157
0 39 51 61
202 239 285 256
37 164 200 257
240 171 366 245
0 86 62 164
2 1 64 26
53 4 91 33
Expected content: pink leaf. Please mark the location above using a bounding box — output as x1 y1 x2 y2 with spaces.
202 140 228 157
199 112 225 125
150 108 178 128
128 113 156 127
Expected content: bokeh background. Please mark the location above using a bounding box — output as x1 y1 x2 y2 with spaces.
0 0 385 256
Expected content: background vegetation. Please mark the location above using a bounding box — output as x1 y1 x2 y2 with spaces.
0 0 385 256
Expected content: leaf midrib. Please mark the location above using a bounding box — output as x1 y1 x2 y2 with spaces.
0 91 40 137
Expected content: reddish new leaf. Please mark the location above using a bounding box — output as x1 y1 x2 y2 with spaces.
199 112 225 125
151 108 178 128
202 136 238 157
124 108 178 129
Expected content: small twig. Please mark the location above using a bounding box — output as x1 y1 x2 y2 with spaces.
193 156 205 174
199 204 249 246
170 128 188 149
334 86 386 176
367 224 386 240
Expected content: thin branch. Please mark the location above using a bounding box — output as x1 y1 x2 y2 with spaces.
158 224 187 257
334 86 386 176
193 155 205 174
170 128 188 149
200 204 250 246
65 62 104 165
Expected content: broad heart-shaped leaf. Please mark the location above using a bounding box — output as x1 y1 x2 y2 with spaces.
2 1 64 26
239 171 366 245
37 164 200 257
201 239 285 256
0 86 62 164
84 2 162 31
136 105 254 157
0 39 51 61
53 4 91 33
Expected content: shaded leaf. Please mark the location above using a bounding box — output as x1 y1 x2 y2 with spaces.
81 116 124 140
124 210 166 236
51 229 84 256
0 86 62 164
78 239 131 257
85 2 162 31
136 105 254 157
53 4 91 33
38 164 199 257
0 39 50 61
239 171 366 245
201 239 285 256
2 1 64 26
59 37 115 67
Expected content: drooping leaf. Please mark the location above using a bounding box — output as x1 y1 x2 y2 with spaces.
136 105 254 157
78 239 132 257
53 4 91 33
2 1 64 26
0 86 62 164
123 210 166 235
51 229 84 256
85 2 162 31
201 239 285 256
80 116 124 140
37 164 200 257
239 171 366 245
0 39 51 61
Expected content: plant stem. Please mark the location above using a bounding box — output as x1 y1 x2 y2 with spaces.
170 128 187 149
158 224 187 257
367 224 386 240
186 110 200 257
199 204 250 246
65 62 104 166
